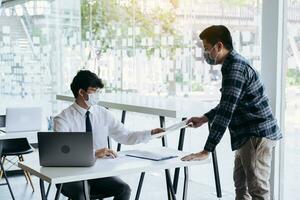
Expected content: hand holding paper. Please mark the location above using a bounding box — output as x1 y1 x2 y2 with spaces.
164 119 190 132
151 128 165 135
187 116 208 128
152 119 192 139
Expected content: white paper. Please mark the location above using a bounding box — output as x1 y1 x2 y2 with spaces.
165 120 188 132
152 120 190 138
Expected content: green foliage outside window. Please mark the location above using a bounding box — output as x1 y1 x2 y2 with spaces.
81 0 182 55
287 69 300 86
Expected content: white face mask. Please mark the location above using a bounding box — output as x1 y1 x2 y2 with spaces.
85 92 100 107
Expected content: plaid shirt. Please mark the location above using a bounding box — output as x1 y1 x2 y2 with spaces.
204 50 282 152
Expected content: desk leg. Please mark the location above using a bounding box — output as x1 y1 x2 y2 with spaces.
160 116 168 147
208 122 222 198
173 117 187 193
135 172 145 200
212 150 222 198
105 107 112 150
165 170 171 200
107 137 112 149
117 110 126 151
46 183 51 198
54 184 63 200
39 179 47 200
83 180 90 200
165 169 177 200
182 167 189 200
159 116 173 200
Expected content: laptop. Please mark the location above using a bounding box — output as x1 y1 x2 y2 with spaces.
5 107 42 133
38 132 96 167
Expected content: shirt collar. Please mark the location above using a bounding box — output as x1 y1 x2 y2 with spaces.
72 102 95 116
222 49 237 70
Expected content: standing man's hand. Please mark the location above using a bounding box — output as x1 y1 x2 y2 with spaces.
187 116 208 128
95 148 118 159
181 150 210 161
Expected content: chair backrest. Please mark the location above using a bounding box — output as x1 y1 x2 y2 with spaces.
2 138 32 153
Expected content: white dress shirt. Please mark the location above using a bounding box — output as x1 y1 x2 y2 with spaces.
53 103 152 150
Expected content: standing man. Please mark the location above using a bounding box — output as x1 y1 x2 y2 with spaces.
182 25 282 200
54 70 164 200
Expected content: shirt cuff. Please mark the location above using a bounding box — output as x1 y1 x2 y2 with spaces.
142 130 152 143
204 112 214 122
204 139 217 152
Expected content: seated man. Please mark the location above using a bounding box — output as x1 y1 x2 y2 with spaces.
54 70 164 200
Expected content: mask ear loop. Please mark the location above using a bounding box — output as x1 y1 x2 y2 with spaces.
82 89 90 102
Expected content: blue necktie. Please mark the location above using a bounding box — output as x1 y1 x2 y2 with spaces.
86 111 92 133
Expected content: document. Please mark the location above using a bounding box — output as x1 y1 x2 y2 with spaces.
152 119 191 139
125 150 178 161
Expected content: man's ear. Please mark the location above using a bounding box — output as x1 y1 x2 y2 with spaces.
216 42 223 51
78 89 85 98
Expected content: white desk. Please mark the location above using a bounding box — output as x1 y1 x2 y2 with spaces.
19 147 209 200
0 131 37 143
56 93 222 199
56 93 214 118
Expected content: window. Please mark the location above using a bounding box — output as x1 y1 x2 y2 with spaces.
283 0 300 198
81 0 262 195
0 0 81 124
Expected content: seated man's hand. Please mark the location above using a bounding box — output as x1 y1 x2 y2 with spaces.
187 116 208 128
95 148 117 159
151 128 165 135
181 150 210 161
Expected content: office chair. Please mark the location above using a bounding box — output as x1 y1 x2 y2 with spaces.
0 140 15 200
0 138 35 192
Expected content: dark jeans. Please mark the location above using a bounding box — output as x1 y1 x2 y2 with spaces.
57 176 131 200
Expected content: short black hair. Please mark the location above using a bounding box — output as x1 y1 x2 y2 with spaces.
70 70 104 98
199 25 233 51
